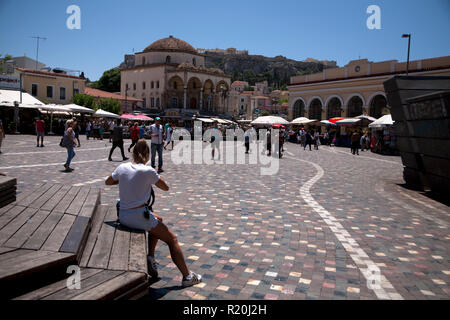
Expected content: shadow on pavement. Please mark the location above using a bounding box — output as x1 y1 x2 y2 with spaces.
397 183 450 207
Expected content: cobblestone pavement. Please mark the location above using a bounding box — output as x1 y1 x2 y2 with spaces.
0 134 449 300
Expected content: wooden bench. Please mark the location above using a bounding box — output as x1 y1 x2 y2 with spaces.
0 183 100 299
0 176 17 208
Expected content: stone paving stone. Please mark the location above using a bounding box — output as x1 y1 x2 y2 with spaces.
1 135 449 300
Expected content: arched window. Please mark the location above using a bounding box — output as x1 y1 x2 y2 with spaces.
327 97 342 119
309 99 322 120
156 81 159 89
166 56 171 63
293 99 305 119
151 81 154 89
347 96 363 118
370 95 387 119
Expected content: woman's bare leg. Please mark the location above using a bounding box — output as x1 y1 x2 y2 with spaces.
149 221 189 277
148 214 162 257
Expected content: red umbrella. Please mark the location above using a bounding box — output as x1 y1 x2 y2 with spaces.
272 124 286 129
328 117 345 124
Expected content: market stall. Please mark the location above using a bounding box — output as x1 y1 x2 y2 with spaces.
368 114 397 154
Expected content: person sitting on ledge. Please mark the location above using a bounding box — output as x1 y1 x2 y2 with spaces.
105 139 201 287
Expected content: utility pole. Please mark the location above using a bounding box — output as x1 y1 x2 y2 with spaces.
30 36 47 70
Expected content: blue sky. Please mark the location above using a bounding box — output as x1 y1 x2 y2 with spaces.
1 0 449 81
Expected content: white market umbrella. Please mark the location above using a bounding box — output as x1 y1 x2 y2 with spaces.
335 118 362 126
65 103 95 114
320 120 337 126
369 114 394 128
251 116 289 125
197 118 214 123
291 117 317 125
39 104 74 134
356 115 377 122
94 109 120 119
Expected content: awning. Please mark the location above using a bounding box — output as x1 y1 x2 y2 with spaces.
196 118 214 123
65 104 95 114
251 116 290 125
369 114 394 128
320 120 337 126
0 89 44 106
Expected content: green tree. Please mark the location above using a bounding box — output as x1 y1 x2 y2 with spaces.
261 110 270 116
96 98 121 114
71 93 96 109
0 54 13 72
92 68 121 92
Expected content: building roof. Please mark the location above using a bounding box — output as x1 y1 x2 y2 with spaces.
16 67 85 80
84 87 142 102
143 36 197 54
231 81 248 86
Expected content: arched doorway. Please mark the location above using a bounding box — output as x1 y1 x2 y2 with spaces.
168 76 184 108
203 80 214 112
309 99 322 120
293 99 305 118
216 81 229 114
190 98 197 109
369 95 387 119
327 97 342 119
347 96 363 118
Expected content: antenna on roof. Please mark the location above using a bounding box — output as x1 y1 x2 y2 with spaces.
30 36 47 70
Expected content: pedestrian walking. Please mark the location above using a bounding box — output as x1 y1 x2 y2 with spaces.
86 121 91 140
109 120 116 143
244 130 250 154
299 128 306 148
62 120 77 172
149 117 164 173
164 123 173 151
108 120 129 161
266 129 272 156
351 131 360 155
304 131 313 151
128 122 140 152
139 123 145 140
313 130 320 150
360 133 366 152
323 131 329 146
210 120 221 160
35 115 45 147
105 140 202 286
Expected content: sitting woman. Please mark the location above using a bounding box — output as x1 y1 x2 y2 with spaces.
105 139 201 287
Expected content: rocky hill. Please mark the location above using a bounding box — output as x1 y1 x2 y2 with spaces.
204 52 331 88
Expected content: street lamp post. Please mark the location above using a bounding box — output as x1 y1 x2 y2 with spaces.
402 34 411 75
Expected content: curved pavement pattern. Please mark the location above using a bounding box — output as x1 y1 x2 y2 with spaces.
0 135 448 300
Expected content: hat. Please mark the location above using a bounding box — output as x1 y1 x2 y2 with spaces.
155 117 161 121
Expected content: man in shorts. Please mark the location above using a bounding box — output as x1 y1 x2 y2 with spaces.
35 116 45 147
210 120 221 160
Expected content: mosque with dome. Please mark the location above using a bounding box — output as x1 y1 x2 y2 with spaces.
119 36 231 119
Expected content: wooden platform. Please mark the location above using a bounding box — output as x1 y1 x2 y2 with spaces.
0 176 17 208
0 183 150 300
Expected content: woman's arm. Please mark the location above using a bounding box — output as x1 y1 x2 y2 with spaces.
155 178 169 191
105 175 118 185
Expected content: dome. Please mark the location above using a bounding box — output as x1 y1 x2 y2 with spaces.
143 36 197 54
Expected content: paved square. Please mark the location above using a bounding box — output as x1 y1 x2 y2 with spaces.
0 134 449 300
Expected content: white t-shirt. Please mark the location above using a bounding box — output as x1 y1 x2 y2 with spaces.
112 162 160 210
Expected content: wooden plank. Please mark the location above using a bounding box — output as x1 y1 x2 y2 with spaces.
0 203 15 217
3 209 51 249
65 187 90 216
79 188 101 218
22 211 64 250
0 251 74 282
0 205 27 230
14 267 104 300
0 248 34 263
15 183 44 202
128 231 147 273
0 176 16 189
53 186 81 214
40 184 71 212
87 207 117 269
43 270 123 300
28 184 63 209
0 207 38 246
0 197 16 210
0 246 17 255
16 183 53 207
79 205 108 267
71 271 146 300
41 214 76 252
59 216 90 260
108 224 131 271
